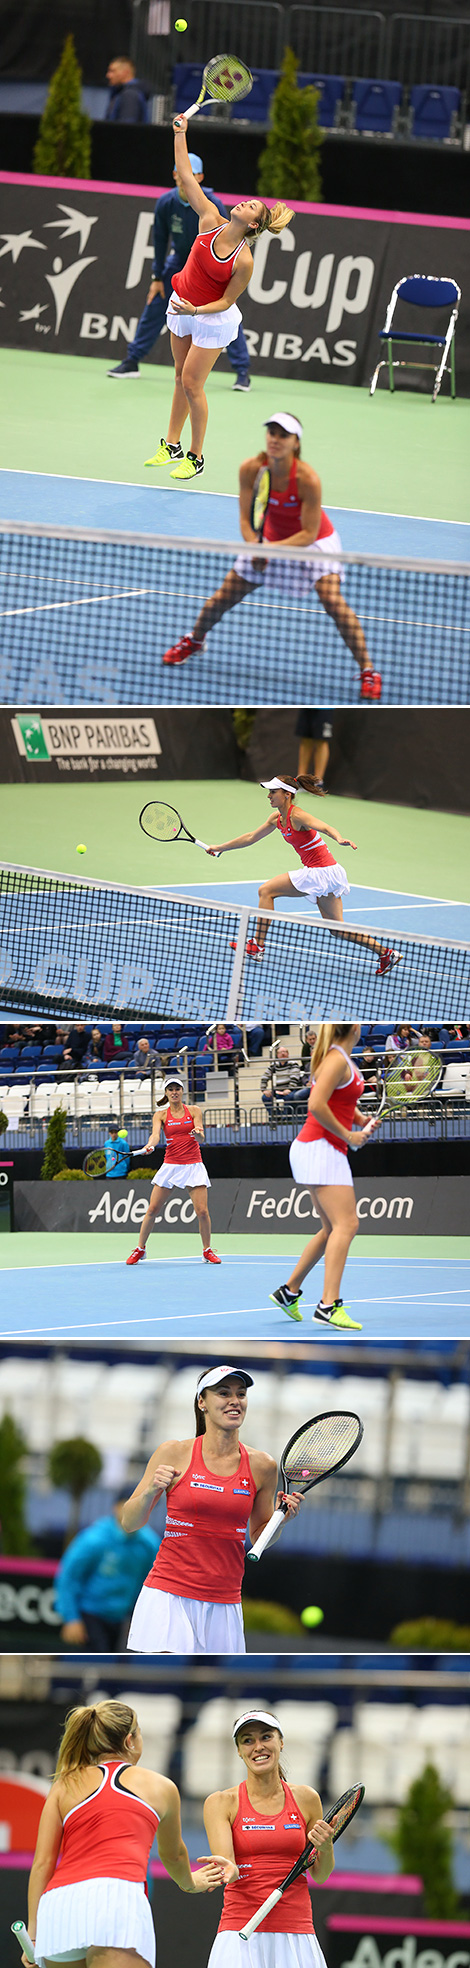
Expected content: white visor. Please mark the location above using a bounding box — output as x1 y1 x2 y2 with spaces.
233 1709 283 1741
197 1364 254 1394
164 1074 185 1090
264 413 303 438
261 777 297 795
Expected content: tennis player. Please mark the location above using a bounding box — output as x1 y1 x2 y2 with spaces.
208 775 401 975
146 120 292 480
27 1697 226 1968
127 1072 221 1267
124 1365 302 1654
271 1021 380 1330
203 1708 334 1968
162 410 381 697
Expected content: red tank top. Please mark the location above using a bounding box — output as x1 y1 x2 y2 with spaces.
219 1779 314 1934
145 1435 257 1604
43 1761 159 1891
277 802 336 869
163 1103 202 1165
298 1046 365 1155
172 226 245 306
263 457 334 544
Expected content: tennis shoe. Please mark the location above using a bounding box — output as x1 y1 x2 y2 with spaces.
126 1245 146 1265
232 376 251 390
246 938 264 959
145 439 184 466
203 1247 221 1264
360 668 382 700
171 451 204 479
314 1298 362 1332
376 947 403 976
162 633 206 666
270 1286 303 1320
108 357 140 377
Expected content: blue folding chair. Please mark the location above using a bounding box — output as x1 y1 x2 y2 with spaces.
370 274 460 401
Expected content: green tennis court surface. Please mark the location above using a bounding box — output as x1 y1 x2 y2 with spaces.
0 1238 469 1339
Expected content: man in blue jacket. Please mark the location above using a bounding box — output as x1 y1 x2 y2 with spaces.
108 152 251 389
54 1499 160 1650
105 57 149 124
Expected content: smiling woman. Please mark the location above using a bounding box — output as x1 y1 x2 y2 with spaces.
122 1365 303 1656
203 1708 335 1968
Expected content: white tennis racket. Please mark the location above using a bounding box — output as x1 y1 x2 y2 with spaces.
248 1410 363 1562
175 52 253 123
239 1784 365 1940
11 1923 35 1963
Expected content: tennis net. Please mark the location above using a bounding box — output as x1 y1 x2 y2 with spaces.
0 522 469 705
1 864 468 1022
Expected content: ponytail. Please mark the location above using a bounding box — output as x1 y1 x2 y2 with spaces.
194 1394 206 1435
275 770 327 799
245 200 293 241
310 1022 357 1078
54 1700 138 1782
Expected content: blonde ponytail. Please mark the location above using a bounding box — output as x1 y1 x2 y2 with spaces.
54 1700 138 1782
266 202 294 234
310 1022 357 1078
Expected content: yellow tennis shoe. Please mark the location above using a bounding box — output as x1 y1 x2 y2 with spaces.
144 439 183 466
171 451 204 479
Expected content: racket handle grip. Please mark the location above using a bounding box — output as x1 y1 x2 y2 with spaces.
195 838 221 857
11 1924 35 1962
240 1889 283 1939
247 1502 287 1563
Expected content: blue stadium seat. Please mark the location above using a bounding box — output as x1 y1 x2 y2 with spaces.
43 1044 64 1061
352 79 401 134
173 64 205 115
231 70 279 121
298 73 345 128
18 1045 43 1063
0 1046 20 1061
410 84 460 142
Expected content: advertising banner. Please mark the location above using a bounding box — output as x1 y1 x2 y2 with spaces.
13 1175 470 1235
0 708 239 782
1 173 470 389
0 1559 60 1641
325 1915 470 1968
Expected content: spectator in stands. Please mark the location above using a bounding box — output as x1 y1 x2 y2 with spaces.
132 1035 159 1074
4 1028 25 1049
385 1023 417 1056
105 1124 131 1177
105 57 148 124
62 1024 88 1068
103 1021 130 1065
54 1498 160 1651
360 1045 380 1095
108 154 250 388
296 709 333 790
203 1024 240 1076
301 1026 317 1071
82 1026 104 1070
261 1044 307 1112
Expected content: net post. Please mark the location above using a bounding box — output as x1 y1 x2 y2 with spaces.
227 909 250 1022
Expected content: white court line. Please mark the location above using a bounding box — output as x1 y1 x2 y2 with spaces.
1 470 469 531
2 1293 469 1338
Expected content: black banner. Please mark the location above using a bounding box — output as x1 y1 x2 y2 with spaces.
0 1561 60 1639
13 1175 470 1234
0 709 239 782
1 173 470 388
325 1918 470 1968
0 1163 14 1232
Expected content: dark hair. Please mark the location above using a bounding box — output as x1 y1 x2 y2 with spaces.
193 1366 249 1436
277 770 326 799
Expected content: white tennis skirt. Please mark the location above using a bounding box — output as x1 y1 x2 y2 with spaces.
234 527 344 591
127 1584 246 1655
167 300 242 347
208 1929 328 1968
287 861 349 900
153 1159 210 1190
289 1135 354 1188
35 1876 155 1968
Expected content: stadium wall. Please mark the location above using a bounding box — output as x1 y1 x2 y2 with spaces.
1 172 469 388
12 1174 470 1233
2 709 470 815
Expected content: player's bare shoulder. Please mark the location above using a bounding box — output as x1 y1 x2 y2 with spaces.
239 451 266 492
245 1443 278 1482
206 1782 240 1821
296 457 322 500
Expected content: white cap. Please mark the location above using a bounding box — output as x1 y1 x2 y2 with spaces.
197 1364 254 1394
261 776 297 795
264 413 303 437
164 1073 185 1090
233 1709 283 1741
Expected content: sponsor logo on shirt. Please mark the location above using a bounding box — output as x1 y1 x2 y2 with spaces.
242 1819 277 1831
190 1478 224 1492
233 1486 251 1494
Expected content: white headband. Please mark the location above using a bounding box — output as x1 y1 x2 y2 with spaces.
233 1709 282 1740
197 1365 254 1394
261 777 297 795
264 413 303 438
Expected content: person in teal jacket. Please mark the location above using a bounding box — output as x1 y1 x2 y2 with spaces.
54 1500 160 1650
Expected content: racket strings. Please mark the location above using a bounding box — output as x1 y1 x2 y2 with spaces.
330 1785 364 1836
382 1050 442 1104
140 801 181 841
204 54 252 101
283 1414 361 1483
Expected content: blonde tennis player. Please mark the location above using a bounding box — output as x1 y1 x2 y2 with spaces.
271 1021 380 1330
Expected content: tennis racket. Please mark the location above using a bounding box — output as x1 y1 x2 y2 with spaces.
250 466 271 539
175 53 253 123
248 1410 363 1562
372 1048 442 1123
139 801 220 857
239 1784 365 1940
83 1144 150 1177
11 1924 35 1963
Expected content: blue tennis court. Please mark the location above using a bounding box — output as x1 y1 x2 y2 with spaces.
1 1252 469 1339
168 877 470 945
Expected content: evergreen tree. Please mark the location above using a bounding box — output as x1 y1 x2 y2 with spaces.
388 1762 460 1919
257 49 323 203
48 1437 104 1545
41 1105 68 1180
0 1413 33 1555
33 35 91 179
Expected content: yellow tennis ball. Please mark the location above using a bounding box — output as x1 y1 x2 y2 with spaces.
175 17 187 28
76 843 87 855
300 1605 324 1628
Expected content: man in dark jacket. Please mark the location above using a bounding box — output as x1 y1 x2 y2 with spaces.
105 57 148 124
108 152 251 389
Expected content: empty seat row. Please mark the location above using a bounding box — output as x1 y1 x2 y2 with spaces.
173 64 462 138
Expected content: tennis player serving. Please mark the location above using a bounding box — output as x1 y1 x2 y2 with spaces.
203 1708 334 1968
24 1697 226 1968
147 123 292 480
163 410 381 696
127 1072 221 1267
271 1021 380 1329
208 774 401 974
124 1365 302 1654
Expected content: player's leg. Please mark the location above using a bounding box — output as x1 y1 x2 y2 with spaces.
254 872 300 953
166 330 193 445
313 1182 359 1310
177 342 223 462
316 570 370 673
270 1192 330 1317
317 893 402 973
127 1185 166 1263
190 1184 221 1264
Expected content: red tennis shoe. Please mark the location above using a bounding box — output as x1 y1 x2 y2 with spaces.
126 1245 146 1265
360 668 382 700
375 947 403 976
203 1247 222 1264
162 633 206 666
